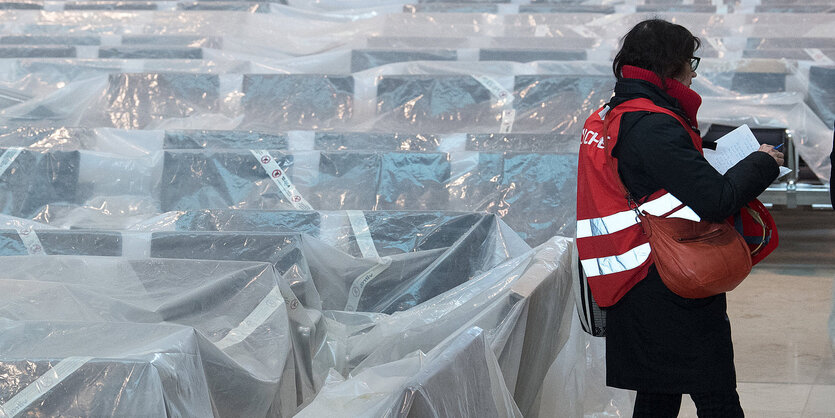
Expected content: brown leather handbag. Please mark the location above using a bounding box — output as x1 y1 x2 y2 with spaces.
601 109 753 299
636 201 753 298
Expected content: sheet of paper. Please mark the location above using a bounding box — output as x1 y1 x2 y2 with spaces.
702 124 792 178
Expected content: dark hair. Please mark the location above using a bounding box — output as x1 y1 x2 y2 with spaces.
612 19 701 84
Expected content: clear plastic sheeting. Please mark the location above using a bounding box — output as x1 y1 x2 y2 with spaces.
807 65 835 129
296 236 576 418
0 126 581 153
0 148 79 218
142 230 327 405
0 59 830 180
83 73 222 130
0 64 616 136
131 210 531 313
240 74 354 131
0 9 830 178
0 257 295 417
371 72 612 134
0 137 579 245
538 314 634 417
296 327 523 418
0 322 201 417
0 226 576 418
0 229 121 255
2 3 834 418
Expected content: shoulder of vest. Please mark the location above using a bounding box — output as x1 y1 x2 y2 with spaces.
611 99 693 132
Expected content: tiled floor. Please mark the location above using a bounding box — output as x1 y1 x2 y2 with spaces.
678 208 835 417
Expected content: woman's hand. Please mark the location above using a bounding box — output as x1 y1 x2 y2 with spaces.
758 144 784 166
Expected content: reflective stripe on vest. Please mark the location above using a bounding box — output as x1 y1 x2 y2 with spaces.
578 192 700 278
581 242 652 278
576 192 700 239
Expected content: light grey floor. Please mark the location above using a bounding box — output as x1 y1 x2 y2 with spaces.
678 207 835 417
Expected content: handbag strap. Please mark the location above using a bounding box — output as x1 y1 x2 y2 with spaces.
661 203 686 218
601 107 643 215
744 206 768 255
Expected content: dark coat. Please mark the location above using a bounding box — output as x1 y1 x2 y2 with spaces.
603 78 779 393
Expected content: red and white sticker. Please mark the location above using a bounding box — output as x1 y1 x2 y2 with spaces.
16 227 46 256
805 49 835 65
250 150 314 211
471 76 515 132
472 75 513 107
500 109 516 133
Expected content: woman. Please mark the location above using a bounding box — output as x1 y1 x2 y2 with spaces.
575 19 784 416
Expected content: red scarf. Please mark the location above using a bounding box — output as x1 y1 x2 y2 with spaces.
621 65 702 130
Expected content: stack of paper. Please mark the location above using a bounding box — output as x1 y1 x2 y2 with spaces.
703 124 792 178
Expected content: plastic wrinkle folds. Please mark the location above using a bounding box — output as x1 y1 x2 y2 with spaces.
1 4 832 418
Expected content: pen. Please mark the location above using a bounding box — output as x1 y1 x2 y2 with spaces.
774 143 784 151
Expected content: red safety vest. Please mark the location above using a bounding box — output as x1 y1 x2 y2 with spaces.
576 98 778 306
577 99 707 307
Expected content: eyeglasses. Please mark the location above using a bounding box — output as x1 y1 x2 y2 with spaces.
690 56 701 71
